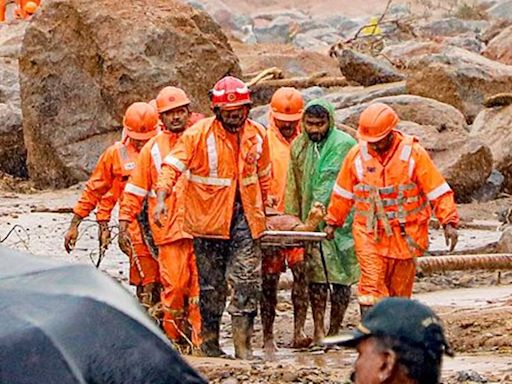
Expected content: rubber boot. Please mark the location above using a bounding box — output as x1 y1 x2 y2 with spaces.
200 320 226 357
359 304 373 320
232 315 254 360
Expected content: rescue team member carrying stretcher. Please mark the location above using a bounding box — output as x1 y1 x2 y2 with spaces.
64 102 161 308
324 103 459 318
119 87 204 349
154 76 272 360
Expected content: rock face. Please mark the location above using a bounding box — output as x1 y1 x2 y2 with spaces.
335 49 405 86
417 17 489 38
483 25 512 65
487 0 512 20
335 95 492 201
20 0 240 188
0 22 28 177
406 46 512 122
326 82 406 109
471 104 512 192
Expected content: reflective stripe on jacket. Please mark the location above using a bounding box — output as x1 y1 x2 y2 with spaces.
120 131 191 245
156 117 271 239
325 131 459 259
73 141 138 219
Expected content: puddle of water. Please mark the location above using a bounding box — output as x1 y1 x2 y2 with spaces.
415 286 512 308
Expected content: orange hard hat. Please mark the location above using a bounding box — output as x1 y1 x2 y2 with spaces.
358 102 399 143
23 1 38 14
270 87 304 121
156 86 191 114
123 102 159 141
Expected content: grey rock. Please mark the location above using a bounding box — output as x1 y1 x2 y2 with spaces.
301 86 325 103
418 17 489 37
254 16 295 44
326 81 406 109
337 49 405 86
444 33 485 53
471 169 505 202
487 0 512 20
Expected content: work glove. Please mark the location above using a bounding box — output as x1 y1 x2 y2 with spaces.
64 214 82 253
118 220 132 256
98 221 111 252
444 223 458 252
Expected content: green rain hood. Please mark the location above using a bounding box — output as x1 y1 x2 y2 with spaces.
285 99 359 285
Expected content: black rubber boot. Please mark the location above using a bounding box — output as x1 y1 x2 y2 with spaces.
200 320 226 357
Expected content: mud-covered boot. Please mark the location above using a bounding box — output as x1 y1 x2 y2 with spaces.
200 321 226 357
232 315 254 360
359 304 373 320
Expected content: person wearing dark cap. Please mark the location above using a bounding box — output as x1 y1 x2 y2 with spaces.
324 297 453 384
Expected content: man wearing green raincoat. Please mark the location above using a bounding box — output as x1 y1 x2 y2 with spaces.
285 98 360 344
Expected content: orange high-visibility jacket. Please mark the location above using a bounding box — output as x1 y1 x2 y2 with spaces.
267 113 300 213
156 117 272 239
325 132 459 260
119 130 190 245
73 141 138 219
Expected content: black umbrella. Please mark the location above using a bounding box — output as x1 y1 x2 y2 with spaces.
0 246 206 384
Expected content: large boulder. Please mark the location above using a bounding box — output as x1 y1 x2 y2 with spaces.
406 46 512 122
0 54 25 177
335 49 405 86
335 95 492 201
471 103 512 192
482 25 512 64
19 0 240 188
0 22 28 59
487 0 512 20
417 17 489 38
325 81 406 109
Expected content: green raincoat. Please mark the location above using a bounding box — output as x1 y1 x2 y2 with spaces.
285 99 360 285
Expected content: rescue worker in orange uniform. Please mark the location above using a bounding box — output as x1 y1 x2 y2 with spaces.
261 87 311 354
119 87 204 349
64 102 161 308
154 76 272 360
324 103 459 317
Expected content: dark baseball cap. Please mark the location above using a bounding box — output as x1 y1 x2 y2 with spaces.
323 298 453 356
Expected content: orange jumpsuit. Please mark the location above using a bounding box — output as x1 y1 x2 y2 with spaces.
73 140 159 287
156 116 271 240
325 132 459 305
120 115 203 346
264 113 303 274
0 0 6 22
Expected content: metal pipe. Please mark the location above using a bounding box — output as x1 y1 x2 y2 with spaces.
418 254 512 274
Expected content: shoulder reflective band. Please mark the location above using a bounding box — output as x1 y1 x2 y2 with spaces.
125 183 148 197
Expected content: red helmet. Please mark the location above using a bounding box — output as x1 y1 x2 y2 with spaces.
211 76 251 109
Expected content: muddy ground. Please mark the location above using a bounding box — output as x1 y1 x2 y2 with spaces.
1 186 511 383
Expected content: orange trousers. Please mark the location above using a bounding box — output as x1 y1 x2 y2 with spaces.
159 239 201 347
262 247 304 275
357 253 416 306
128 221 159 287
0 0 5 22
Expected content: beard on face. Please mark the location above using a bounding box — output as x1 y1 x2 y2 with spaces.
307 131 325 142
215 108 248 133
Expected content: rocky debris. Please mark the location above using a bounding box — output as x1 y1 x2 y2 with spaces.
483 24 512 64
406 46 512 122
233 42 340 78
335 48 405 86
442 33 485 53
487 0 512 20
325 81 406 109
19 0 240 188
417 17 489 38
471 103 512 192
480 18 512 44
496 227 512 253
335 95 468 135
335 95 493 201
471 169 505 202
0 22 28 59
380 40 446 66
0 22 28 178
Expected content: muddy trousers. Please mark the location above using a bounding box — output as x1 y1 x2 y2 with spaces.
159 239 202 347
194 204 262 357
